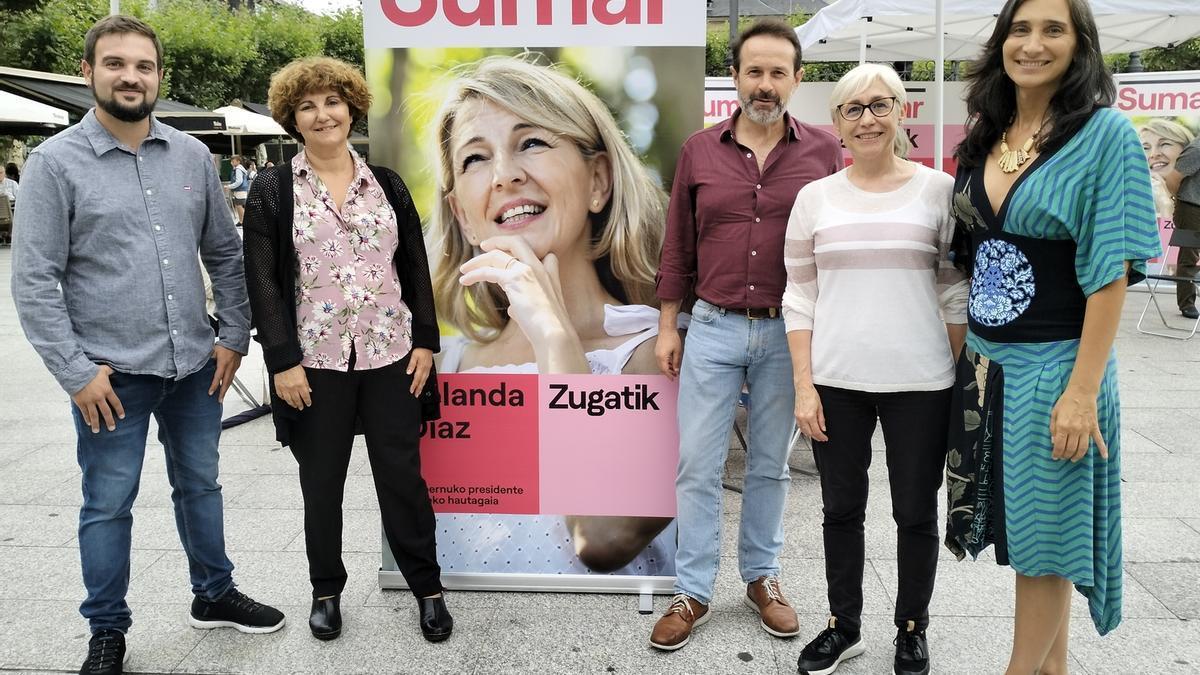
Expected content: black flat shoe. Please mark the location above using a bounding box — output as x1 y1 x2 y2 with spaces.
309 595 341 641
1182 306 1199 320
418 595 453 642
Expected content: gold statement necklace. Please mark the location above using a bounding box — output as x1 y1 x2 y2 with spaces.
997 124 1039 174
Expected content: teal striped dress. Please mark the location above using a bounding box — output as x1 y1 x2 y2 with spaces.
953 108 1161 635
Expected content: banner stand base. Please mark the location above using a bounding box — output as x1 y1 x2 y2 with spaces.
638 593 655 614
379 569 675 597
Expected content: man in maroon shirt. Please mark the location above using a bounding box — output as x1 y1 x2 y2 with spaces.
649 19 843 652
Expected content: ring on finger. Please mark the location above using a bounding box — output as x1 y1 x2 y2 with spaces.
504 257 519 270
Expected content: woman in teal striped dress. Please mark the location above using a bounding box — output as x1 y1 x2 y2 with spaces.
943 0 1160 672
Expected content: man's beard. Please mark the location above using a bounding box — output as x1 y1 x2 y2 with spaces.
94 87 157 122
739 92 785 125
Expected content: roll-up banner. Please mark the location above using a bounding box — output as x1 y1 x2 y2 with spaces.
1114 70 1200 269
363 1 705 594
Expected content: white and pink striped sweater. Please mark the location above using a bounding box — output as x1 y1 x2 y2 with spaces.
782 163 969 392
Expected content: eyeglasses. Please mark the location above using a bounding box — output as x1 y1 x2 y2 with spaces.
836 97 898 121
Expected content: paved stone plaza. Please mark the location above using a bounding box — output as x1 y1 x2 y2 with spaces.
1 247 1198 674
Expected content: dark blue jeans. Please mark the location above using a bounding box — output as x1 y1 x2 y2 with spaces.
72 358 234 633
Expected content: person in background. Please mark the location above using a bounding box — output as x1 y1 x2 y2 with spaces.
785 63 968 675
242 56 452 644
651 18 843 652
228 155 249 224
1 162 18 207
944 0 1160 672
10 15 284 675
1167 132 1200 319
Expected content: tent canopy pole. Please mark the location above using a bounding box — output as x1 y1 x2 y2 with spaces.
935 0 945 172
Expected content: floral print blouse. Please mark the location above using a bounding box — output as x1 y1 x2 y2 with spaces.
290 148 412 371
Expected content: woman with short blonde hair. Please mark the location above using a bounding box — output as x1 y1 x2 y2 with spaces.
786 62 968 675
1138 117 1195 219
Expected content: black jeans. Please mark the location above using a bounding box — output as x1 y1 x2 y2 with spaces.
288 354 442 599
812 385 952 633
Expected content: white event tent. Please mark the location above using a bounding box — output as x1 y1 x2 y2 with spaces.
214 104 289 156
795 0 1200 169
0 89 69 133
214 104 288 137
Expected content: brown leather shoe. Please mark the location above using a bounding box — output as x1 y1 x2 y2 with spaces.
743 576 800 637
649 594 710 651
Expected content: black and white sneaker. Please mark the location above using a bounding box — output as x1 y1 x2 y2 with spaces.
80 629 129 675
893 624 930 675
797 618 865 675
188 588 285 634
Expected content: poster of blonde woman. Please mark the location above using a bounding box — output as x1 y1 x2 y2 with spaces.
1116 71 1200 274
362 2 705 591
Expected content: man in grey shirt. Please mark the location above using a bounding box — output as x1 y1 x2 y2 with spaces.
11 16 283 675
1173 135 1200 320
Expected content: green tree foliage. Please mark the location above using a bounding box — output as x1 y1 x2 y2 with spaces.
705 12 854 82
237 3 322 103
1140 38 1200 72
0 0 363 110
705 27 731 76
151 0 256 108
0 0 106 75
320 8 365 71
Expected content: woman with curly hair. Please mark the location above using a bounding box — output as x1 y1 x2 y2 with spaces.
242 56 452 643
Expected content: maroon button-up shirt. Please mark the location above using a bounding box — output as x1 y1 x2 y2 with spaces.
657 110 843 308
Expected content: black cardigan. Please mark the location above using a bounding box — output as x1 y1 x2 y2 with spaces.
242 162 441 445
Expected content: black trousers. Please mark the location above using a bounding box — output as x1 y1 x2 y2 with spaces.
1174 199 1199 311
288 354 442 599
812 385 952 633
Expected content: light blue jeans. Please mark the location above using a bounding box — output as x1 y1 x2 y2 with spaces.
72 359 235 633
673 299 795 604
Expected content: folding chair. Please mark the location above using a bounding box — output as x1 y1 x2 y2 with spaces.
0 198 12 246
1136 227 1200 340
206 313 266 409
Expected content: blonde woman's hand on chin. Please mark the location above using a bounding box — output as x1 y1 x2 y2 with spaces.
459 235 589 373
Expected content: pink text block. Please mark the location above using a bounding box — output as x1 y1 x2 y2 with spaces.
420 374 540 514
537 375 679 518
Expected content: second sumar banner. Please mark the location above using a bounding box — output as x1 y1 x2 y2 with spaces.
363 0 705 593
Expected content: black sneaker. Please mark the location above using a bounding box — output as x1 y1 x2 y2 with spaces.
797 618 865 675
188 588 285 634
80 629 128 675
893 624 930 675
1182 306 1199 320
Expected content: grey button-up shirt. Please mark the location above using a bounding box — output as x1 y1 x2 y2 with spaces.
11 110 250 395
1176 136 1200 208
